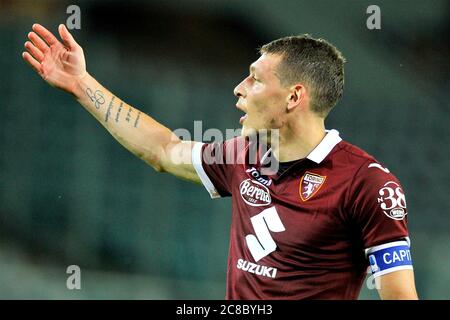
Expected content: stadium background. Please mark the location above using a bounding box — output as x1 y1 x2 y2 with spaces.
0 0 448 299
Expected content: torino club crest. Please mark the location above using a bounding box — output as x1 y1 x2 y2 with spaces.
299 172 326 201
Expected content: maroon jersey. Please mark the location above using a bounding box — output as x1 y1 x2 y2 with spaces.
192 130 409 299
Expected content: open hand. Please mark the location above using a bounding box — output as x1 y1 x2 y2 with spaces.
22 24 86 94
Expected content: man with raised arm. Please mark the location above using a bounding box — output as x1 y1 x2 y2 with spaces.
23 23 418 299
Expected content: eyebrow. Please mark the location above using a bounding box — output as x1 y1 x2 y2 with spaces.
249 64 256 74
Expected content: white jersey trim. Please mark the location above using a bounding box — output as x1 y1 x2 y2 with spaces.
365 239 409 256
307 129 342 164
260 129 341 165
404 236 411 247
192 142 221 199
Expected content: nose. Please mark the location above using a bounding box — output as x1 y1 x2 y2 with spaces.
233 79 246 98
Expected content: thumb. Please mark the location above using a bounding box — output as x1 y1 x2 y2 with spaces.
58 24 79 49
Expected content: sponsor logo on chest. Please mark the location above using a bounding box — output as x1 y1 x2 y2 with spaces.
239 179 271 206
245 167 272 186
236 258 277 278
299 172 327 201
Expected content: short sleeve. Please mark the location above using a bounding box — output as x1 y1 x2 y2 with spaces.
348 161 410 249
192 137 245 199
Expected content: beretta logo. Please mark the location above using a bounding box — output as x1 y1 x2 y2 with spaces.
239 179 271 206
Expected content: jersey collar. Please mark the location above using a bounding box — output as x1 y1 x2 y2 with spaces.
260 129 342 165
306 129 342 164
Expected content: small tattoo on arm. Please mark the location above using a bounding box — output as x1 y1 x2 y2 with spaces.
86 88 105 109
115 101 123 123
105 96 115 123
125 106 133 122
134 112 141 128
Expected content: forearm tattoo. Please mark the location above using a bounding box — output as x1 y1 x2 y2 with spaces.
134 112 141 128
86 88 105 109
125 106 133 122
115 102 123 123
85 87 141 128
105 96 115 123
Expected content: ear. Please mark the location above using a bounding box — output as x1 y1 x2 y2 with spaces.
286 84 306 112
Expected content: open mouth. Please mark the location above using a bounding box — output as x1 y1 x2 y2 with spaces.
236 102 247 125
239 113 248 125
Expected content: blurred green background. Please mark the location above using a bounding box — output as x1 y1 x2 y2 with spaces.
0 0 449 299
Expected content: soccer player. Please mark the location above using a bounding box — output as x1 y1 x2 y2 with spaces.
22 23 418 299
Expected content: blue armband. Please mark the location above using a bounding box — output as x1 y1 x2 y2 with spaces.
366 240 413 277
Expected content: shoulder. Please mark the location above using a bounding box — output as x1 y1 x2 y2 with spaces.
202 136 247 154
334 140 377 164
223 136 247 149
222 136 248 160
200 136 249 166
333 140 406 213
333 140 395 180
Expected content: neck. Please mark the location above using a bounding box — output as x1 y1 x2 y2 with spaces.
270 118 326 162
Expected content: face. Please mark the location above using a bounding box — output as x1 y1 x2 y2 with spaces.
234 53 290 137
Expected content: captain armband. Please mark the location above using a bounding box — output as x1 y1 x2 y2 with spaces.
365 239 413 277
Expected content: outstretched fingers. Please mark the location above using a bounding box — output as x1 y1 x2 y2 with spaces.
28 31 49 53
24 41 44 62
32 23 59 46
22 52 42 75
58 24 78 49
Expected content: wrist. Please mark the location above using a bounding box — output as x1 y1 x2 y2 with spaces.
72 71 91 100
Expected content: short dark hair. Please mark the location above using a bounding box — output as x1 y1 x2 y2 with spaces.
260 34 346 118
